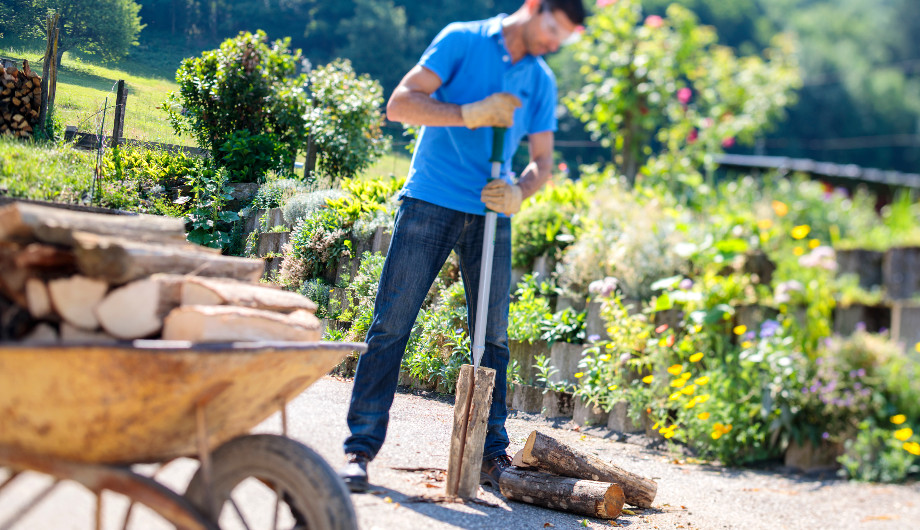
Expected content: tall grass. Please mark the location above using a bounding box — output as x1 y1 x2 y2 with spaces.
0 136 95 203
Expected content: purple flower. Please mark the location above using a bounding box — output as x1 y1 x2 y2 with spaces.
856 368 866 377
822 432 830 440
855 321 866 332
588 334 601 343
760 320 781 338
679 278 694 290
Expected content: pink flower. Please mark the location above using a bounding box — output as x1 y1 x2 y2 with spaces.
677 87 692 105
596 0 618 7
702 118 714 129
721 137 736 148
645 15 664 28
687 129 698 144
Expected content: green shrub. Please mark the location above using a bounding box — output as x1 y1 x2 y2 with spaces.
283 189 349 226
164 30 308 182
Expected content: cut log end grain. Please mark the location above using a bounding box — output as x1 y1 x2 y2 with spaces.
25 278 51 319
161 305 321 343
95 275 183 339
60 322 118 345
48 275 108 330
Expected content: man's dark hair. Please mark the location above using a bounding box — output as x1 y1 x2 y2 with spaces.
542 0 586 26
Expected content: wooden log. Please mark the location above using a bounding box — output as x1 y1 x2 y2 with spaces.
95 274 184 339
161 305 321 342
180 276 316 313
20 322 58 345
25 278 52 319
0 202 186 246
446 364 496 499
499 468 625 519
47 275 108 330
518 430 657 508
60 322 119 344
72 232 263 285
13 243 76 272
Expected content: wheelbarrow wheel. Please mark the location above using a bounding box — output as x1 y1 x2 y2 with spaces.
185 434 357 530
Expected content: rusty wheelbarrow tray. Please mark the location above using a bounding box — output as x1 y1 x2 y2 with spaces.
0 340 365 529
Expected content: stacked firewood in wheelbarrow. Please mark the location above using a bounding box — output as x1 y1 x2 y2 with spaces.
1 60 42 139
503 430 658 520
0 201 321 343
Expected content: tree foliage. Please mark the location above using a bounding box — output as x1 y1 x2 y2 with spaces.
565 0 800 187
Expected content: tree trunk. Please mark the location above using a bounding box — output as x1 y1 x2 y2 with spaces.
517 430 657 508
499 468 625 519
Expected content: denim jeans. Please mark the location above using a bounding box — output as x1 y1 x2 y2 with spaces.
345 198 511 461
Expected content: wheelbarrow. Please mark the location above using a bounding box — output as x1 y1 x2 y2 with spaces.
0 339 366 529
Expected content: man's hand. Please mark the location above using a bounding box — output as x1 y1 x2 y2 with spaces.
461 93 522 129
481 179 523 215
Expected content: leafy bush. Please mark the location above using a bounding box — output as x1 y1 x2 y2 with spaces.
511 176 588 270
508 274 553 343
164 30 308 182
251 178 313 211
404 280 470 392
282 208 350 289
339 252 386 343
305 59 389 182
283 189 349 226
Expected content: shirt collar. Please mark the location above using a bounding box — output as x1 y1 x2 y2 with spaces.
486 14 507 40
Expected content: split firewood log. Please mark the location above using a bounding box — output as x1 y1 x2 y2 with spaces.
25 278 52 319
94 274 184 339
47 275 108 330
180 276 317 313
515 430 657 508
161 305 321 342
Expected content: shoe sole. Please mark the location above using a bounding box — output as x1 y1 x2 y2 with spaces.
479 472 499 489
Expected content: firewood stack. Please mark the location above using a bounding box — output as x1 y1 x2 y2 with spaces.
505 430 659 519
0 202 321 344
1 60 42 139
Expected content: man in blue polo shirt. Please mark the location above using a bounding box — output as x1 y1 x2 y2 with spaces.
340 0 586 493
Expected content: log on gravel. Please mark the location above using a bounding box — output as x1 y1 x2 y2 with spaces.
72 232 264 284
161 305 321 342
498 468 625 519
95 274 185 339
47 275 108 330
518 430 657 508
180 276 317 313
0 202 186 246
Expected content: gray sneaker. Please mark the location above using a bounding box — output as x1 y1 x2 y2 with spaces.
338 452 371 492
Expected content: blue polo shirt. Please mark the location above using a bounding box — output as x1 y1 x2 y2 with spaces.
399 14 557 215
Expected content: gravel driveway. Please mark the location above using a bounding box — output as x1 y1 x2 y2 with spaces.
2 375 918 529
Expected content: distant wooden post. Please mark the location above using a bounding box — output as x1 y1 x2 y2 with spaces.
37 12 60 132
112 80 128 146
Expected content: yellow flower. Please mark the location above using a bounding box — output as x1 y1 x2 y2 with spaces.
668 364 683 376
606 343 614 349
696 394 711 403
680 372 692 380
891 414 907 425
772 200 789 217
690 352 704 362
711 431 723 440
697 412 711 420
599 354 611 361
669 392 682 401
733 325 747 335
680 384 697 396
915 342 920 354
652 422 660 430
791 225 810 240
757 219 773 231
793 246 805 256
683 399 697 409
894 428 914 441
574 372 584 378
695 376 710 385
663 430 676 439
808 238 820 249
723 424 733 433
608 385 618 391
670 379 687 388
741 341 753 348
642 375 654 384
904 442 920 456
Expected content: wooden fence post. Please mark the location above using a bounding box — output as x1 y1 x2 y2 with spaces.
112 80 127 146
37 12 60 133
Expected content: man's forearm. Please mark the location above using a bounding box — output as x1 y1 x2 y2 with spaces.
386 86 465 127
516 154 554 199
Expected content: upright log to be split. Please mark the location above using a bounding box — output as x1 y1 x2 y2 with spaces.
499 468 625 519
446 364 495 499
518 430 657 508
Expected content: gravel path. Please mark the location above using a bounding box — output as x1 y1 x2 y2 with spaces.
2 375 918 529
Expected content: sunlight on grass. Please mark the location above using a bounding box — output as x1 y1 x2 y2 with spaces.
363 152 411 181
4 46 190 146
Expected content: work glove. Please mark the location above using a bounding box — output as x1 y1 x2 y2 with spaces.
460 93 522 129
481 179 523 215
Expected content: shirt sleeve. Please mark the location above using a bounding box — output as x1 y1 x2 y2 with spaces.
529 65 558 135
418 23 467 87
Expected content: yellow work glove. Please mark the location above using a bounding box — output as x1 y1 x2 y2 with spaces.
460 93 522 129
481 179 523 215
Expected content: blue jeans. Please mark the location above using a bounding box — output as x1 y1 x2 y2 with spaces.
345 198 511 461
